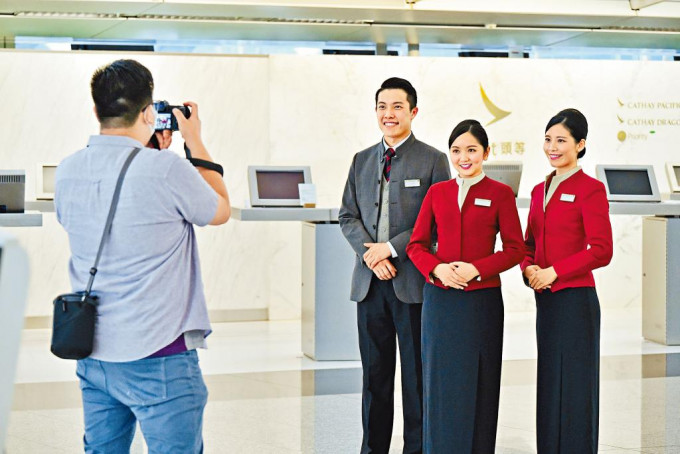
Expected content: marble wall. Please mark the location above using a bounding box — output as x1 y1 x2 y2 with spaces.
1 50 678 317
268 55 680 314
0 50 272 317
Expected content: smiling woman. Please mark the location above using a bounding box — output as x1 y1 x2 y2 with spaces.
522 108 613 453
407 118 525 453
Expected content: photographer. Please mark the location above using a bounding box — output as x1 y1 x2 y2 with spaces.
54 59 229 453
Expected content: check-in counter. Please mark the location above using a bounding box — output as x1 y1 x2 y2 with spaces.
231 207 359 361
0 211 42 227
520 198 680 346
235 199 680 356
0 231 29 450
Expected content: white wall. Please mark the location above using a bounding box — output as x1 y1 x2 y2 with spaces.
2 50 679 317
0 50 271 317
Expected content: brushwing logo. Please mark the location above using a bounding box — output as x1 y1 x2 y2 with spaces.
480 83 511 126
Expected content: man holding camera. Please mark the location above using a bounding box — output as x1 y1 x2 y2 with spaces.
55 59 229 452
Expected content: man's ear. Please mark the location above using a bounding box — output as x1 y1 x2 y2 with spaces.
410 106 419 119
92 105 100 121
142 105 153 124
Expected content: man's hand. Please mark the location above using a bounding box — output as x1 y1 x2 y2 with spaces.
451 261 480 283
527 266 557 290
372 258 397 281
363 242 391 269
173 101 206 156
147 130 173 150
433 263 467 290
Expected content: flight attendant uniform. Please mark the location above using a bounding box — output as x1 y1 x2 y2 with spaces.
406 173 525 454
522 167 613 454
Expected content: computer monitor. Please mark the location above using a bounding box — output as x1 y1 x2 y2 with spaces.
36 163 58 200
0 170 25 213
595 164 661 202
665 162 680 193
248 166 312 207
483 161 522 197
0 231 29 451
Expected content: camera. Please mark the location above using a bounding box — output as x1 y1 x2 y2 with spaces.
153 100 190 131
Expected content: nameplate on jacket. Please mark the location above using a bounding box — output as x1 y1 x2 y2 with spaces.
404 179 421 188
474 198 492 207
560 193 576 202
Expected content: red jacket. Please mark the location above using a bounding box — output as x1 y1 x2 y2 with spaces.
521 169 613 291
406 176 525 291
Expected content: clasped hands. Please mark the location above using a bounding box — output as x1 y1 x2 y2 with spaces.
523 265 557 290
363 242 396 281
433 262 479 290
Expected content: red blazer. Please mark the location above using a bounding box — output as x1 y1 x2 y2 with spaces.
406 176 525 291
521 169 613 292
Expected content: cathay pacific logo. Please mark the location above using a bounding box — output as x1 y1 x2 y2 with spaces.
480 83 511 126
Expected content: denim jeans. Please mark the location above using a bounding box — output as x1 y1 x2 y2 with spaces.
76 350 208 453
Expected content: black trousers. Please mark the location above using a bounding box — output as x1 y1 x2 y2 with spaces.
535 287 600 454
422 285 504 454
357 276 423 454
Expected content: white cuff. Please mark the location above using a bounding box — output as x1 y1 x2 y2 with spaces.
387 241 397 258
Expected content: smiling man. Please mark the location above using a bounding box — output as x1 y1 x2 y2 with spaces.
339 77 450 454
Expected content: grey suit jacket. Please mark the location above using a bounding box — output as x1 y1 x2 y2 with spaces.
339 134 451 304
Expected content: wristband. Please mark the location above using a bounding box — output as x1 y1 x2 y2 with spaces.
188 158 224 177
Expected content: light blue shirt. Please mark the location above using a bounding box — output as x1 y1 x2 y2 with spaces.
55 135 218 362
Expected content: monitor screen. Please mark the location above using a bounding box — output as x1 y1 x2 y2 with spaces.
604 169 653 196
674 166 680 184
255 170 305 200
248 166 312 207
483 161 522 197
42 165 57 194
0 170 25 213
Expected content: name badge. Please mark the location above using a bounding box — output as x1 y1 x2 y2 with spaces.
560 193 576 202
474 198 492 207
404 179 421 188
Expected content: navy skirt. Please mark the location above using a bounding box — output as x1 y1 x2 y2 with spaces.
422 284 504 454
535 287 600 454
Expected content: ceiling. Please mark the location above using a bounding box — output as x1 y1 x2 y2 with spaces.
0 0 679 49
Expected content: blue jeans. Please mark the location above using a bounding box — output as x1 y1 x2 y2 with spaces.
76 350 208 454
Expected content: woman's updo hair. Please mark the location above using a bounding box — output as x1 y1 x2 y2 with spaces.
545 108 588 159
448 119 489 150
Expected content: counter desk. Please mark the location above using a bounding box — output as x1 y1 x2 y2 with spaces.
234 199 680 359
232 207 358 361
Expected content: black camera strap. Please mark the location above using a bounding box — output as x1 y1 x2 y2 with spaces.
184 143 224 177
84 147 141 296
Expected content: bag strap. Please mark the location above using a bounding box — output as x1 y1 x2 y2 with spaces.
84 147 141 295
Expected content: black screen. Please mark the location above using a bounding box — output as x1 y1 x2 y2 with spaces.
604 169 653 196
674 166 680 184
256 171 305 199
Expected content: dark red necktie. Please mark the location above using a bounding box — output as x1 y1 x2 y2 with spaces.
383 148 396 182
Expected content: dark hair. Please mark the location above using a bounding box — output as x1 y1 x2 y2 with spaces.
91 59 154 129
545 108 588 159
448 119 489 150
375 77 417 110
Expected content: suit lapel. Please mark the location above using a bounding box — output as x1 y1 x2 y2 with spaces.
389 134 417 185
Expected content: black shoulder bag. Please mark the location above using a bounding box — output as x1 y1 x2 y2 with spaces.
50 147 141 360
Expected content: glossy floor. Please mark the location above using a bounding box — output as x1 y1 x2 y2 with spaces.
7 307 680 453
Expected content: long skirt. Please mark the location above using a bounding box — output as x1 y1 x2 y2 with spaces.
422 284 504 454
535 287 600 454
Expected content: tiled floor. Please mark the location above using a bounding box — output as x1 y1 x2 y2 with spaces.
7 307 680 453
